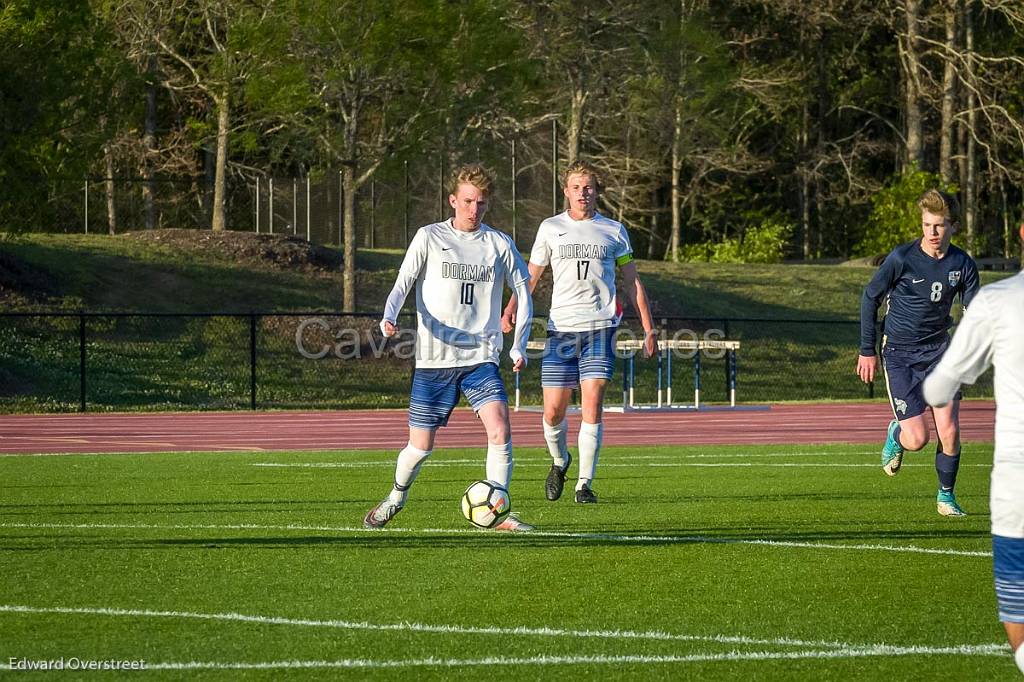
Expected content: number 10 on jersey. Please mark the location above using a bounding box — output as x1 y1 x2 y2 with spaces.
460 282 475 305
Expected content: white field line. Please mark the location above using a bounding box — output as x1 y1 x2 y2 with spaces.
0 605 1006 662
0 647 1006 672
135 645 1015 669
0 522 992 558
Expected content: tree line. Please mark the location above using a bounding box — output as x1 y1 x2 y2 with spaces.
3 0 1023 309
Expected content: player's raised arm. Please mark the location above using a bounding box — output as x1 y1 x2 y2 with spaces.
380 229 429 337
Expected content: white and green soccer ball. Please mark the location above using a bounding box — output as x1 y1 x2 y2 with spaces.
460 480 511 529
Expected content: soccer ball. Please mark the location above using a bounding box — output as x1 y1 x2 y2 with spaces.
460 480 511 529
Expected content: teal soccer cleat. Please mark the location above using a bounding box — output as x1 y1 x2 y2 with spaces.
937 489 967 517
881 419 905 476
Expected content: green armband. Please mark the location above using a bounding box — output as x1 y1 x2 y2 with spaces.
615 253 634 267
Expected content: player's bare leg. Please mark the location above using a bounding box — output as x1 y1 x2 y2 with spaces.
478 400 533 532
1006 623 1024 673
882 413 929 476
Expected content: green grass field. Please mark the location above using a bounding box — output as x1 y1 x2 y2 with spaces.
0 442 1014 679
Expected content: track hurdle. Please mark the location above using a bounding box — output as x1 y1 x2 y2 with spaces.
513 337 765 412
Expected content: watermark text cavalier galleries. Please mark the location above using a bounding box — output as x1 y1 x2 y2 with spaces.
295 317 727 361
8 657 146 671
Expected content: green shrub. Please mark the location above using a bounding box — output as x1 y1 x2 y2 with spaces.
855 167 958 257
677 220 792 264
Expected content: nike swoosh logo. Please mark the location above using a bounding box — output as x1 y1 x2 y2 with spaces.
558 232 568 236
912 278 925 283
442 247 452 251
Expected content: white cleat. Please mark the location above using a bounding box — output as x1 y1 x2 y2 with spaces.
493 513 535 533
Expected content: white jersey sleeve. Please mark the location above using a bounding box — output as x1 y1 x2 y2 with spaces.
380 227 429 328
500 235 533 363
613 223 634 262
529 221 552 267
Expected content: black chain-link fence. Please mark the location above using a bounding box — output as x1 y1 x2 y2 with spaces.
0 313 993 413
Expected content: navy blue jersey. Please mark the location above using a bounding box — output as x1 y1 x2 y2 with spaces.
859 240 979 355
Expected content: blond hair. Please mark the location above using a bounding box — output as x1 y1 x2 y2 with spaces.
917 189 960 226
563 160 603 190
448 163 495 198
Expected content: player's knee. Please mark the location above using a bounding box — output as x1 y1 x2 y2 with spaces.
545 406 566 425
902 430 929 451
486 424 510 445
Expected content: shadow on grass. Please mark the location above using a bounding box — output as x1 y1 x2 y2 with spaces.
0 524 990 552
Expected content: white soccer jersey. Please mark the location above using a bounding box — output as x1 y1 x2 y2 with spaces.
923 270 1024 538
381 220 532 369
530 211 633 331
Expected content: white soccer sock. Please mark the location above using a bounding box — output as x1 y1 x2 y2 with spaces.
486 441 514 489
576 421 603 491
388 443 431 506
1015 643 1024 674
542 417 570 468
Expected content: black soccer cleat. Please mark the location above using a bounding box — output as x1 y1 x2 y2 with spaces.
544 452 572 501
574 485 597 504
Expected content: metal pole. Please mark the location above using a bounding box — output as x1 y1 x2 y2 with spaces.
255 178 260 233
511 139 517 245
338 171 343 246
657 346 663 408
250 314 258 410
79 313 87 412
694 350 702 408
370 178 375 249
292 178 297 235
403 160 410 244
269 178 274 234
667 342 673 405
306 176 311 242
551 119 558 215
84 180 89 234
629 353 635 408
621 353 629 410
729 348 737 407
514 370 520 412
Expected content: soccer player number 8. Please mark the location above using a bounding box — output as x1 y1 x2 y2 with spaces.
931 282 943 302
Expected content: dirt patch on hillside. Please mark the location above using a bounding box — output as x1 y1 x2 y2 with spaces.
126 229 343 272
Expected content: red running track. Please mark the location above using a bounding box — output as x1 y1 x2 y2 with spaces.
0 402 995 455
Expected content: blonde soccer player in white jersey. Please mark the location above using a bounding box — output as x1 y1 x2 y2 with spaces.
503 160 656 504
924 224 1024 673
364 164 535 532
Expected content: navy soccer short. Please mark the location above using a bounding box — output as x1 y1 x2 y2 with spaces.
994 535 1024 623
881 337 961 420
408 362 507 430
541 327 617 388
